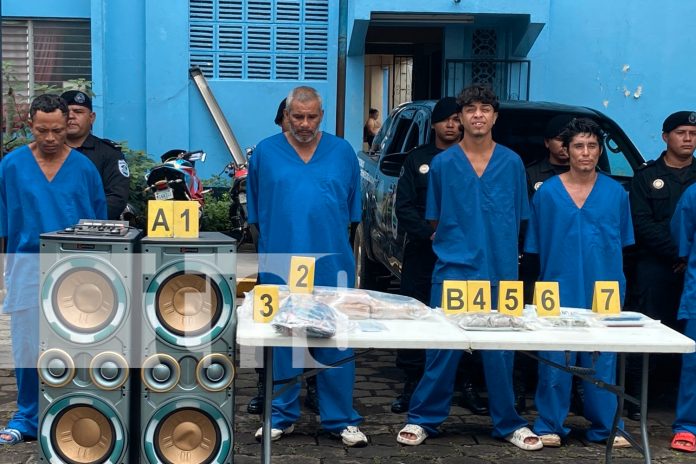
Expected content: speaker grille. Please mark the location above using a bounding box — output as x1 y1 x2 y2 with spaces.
40 395 126 464
154 408 220 464
155 272 221 336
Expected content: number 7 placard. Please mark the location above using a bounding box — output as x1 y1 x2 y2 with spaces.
592 281 620 314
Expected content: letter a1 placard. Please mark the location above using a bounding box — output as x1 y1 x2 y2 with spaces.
441 280 467 315
534 281 560 317
289 256 315 294
253 285 279 323
147 200 199 238
592 281 621 314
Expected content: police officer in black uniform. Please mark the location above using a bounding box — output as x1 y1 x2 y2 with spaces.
390 97 487 416
60 90 130 220
625 111 696 419
525 114 573 195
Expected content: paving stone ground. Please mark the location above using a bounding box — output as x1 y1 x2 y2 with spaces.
0 303 692 464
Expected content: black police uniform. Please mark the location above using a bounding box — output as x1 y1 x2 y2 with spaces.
525 156 570 197
629 152 696 326
73 134 130 220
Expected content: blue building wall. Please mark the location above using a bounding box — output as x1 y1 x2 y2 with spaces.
528 0 696 158
4 0 696 174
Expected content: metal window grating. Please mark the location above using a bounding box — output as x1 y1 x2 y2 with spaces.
189 0 329 80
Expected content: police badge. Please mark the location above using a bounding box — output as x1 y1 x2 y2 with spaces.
118 160 130 178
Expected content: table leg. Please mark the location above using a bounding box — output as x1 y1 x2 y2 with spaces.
605 353 626 464
262 346 273 464
640 353 651 464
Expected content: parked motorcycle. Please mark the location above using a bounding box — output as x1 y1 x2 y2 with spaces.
143 149 209 210
226 147 257 247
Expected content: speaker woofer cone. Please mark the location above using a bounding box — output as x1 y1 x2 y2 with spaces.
89 352 129 390
41 257 130 344
142 399 231 464
40 396 126 464
144 260 234 348
38 349 76 388
155 272 221 336
196 354 235 392
142 354 180 392
154 408 220 464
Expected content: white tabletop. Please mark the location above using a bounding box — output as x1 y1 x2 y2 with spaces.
235 308 695 354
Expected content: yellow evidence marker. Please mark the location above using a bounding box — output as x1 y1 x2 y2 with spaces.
534 281 560 317
592 281 621 314
498 281 524 317
467 281 492 313
253 285 279 323
441 280 468 315
289 256 316 294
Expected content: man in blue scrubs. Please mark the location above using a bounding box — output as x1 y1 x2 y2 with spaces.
247 86 367 446
397 86 541 450
670 164 696 452
0 94 106 445
525 118 633 448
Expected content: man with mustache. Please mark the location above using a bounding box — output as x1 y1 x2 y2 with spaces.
247 86 367 446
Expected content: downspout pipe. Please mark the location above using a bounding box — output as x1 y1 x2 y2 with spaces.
335 0 348 137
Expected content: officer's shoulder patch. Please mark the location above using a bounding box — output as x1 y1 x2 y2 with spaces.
118 159 130 178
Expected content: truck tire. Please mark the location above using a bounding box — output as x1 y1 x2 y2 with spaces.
353 224 391 291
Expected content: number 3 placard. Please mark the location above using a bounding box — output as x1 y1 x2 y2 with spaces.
289 256 315 294
253 285 279 323
533 282 560 317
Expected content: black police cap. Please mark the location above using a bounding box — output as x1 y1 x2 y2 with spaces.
544 114 575 139
431 97 460 124
662 111 696 133
60 90 92 110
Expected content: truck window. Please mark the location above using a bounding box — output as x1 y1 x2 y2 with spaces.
384 108 416 154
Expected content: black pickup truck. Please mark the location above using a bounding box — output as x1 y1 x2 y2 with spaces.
354 100 646 289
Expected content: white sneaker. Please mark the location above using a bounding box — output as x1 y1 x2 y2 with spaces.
254 424 294 442
340 426 368 447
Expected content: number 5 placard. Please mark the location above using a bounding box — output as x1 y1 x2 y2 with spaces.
534 282 560 317
253 285 279 323
289 256 315 294
498 281 524 317
592 281 620 314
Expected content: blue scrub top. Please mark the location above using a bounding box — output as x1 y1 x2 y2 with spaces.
247 132 362 287
425 143 529 285
525 174 634 309
0 145 107 313
672 183 696 320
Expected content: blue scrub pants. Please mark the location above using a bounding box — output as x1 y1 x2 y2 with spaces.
8 307 39 438
407 283 528 438
534 350 623 442
271 346 362 433
673 319 696 435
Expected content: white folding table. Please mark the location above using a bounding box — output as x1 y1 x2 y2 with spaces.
236 310 695 464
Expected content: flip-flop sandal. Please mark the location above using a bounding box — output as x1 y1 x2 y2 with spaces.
613 435 632 449
397 424 428 446
506 426 543 451
539 433 562 447
671 432 696 453
0 428 23 445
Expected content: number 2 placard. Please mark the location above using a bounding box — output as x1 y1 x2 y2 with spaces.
253 285 279 323
289 256 315 294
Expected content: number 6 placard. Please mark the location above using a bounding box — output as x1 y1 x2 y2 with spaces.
253 285 279 323
289 256 315 294
533 281 560 317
